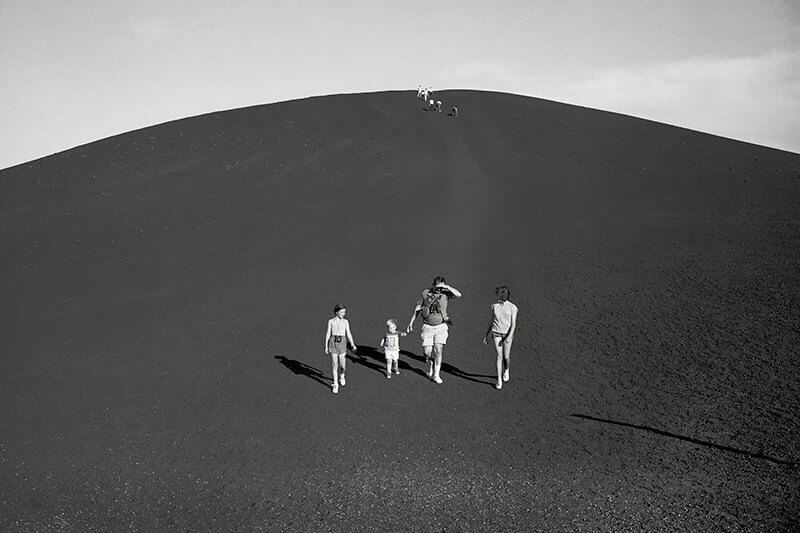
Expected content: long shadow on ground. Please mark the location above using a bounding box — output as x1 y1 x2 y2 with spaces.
571 414 797 467
353 346 428 378
275 356 331 388
441 362 496 387
402 349 496 387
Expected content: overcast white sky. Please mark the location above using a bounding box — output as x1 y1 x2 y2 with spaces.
1 0 798 170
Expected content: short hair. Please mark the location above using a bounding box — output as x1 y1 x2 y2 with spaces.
333 304 345 313
495 286 510 301
386 319 397 327
433 276 446 286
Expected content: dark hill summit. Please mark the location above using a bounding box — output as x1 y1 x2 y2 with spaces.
2 90 799 530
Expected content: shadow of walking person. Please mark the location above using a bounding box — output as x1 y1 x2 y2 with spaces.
440 362 496 387
347 345 392 376
400 349 436 378
402 349 492 383
397 349 430 378
354 346 429 378
275 356 330 388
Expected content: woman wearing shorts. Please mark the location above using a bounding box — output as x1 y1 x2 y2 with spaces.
484 286 518 390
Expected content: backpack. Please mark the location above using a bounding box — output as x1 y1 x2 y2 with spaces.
420 291 443 319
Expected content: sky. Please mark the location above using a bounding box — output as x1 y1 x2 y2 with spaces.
1 0 799 170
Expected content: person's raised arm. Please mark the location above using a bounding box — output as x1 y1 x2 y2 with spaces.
444 284 462 298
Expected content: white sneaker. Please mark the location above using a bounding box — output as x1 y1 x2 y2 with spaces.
332 383 339 394
503 369 509 382
433 376 443 384
394 368 400 375
495 381 503 390
340 374 346 386
386 373 391 379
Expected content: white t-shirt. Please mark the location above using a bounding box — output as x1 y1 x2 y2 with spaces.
491 301 518 334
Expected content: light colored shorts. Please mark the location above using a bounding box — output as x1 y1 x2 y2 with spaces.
421 323 449 347
384 349 399 361
328 335 347 355
492 331 513 345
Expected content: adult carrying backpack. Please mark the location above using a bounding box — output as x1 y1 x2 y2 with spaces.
420 291 443 322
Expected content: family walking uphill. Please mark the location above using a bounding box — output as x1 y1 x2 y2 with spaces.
324 277 518 394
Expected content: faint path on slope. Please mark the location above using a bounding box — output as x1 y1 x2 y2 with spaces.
419 108 493 279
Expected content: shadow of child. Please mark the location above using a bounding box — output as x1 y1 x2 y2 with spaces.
354 345 433 378
346 345 388 376
402 349 495 385
275 355 331 388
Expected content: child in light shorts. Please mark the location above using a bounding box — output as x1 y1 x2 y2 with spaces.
380 319 407 378
325 304 357 393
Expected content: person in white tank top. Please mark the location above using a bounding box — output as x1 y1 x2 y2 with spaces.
325 304 357 394
484 286 518 390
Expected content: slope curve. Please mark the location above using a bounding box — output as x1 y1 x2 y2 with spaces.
1 90 799 531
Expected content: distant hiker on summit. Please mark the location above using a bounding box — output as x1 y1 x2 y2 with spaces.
406 276 462 384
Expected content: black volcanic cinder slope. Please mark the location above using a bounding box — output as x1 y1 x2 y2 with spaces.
2 90 799 531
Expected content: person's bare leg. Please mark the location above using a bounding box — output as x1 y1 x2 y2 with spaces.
423 346 434 377
433 343 443 383
331 353 339 393
339 353 347 385
493 336 504 389
386 357 392 378
503 340 512 381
